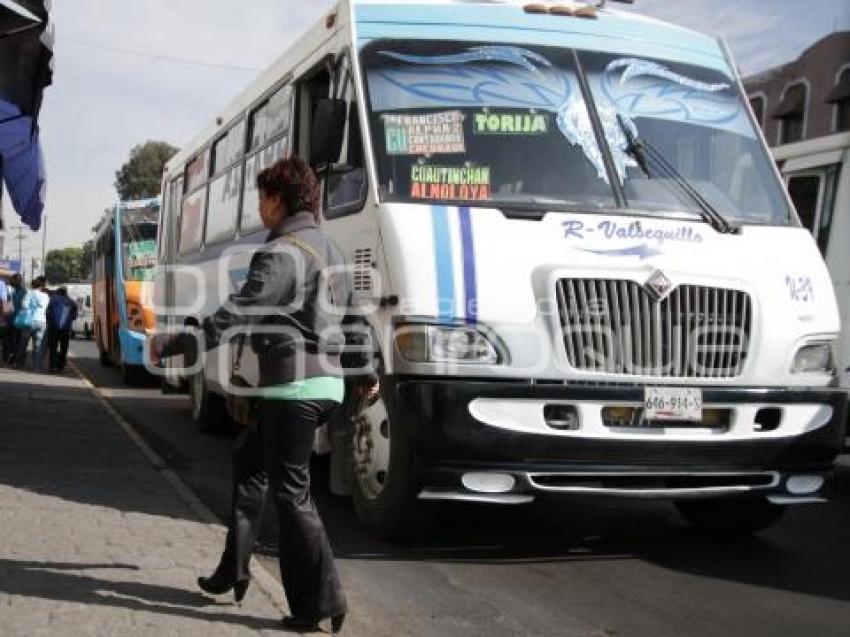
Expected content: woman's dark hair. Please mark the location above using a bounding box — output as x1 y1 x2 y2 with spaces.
257 155 321 221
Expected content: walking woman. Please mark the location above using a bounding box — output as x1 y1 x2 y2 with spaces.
198 156 349 633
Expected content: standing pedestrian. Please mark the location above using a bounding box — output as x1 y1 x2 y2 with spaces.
0 275 10 363
197 156 349 634
14 277 49 370
47 286 78 372
5 274 27 364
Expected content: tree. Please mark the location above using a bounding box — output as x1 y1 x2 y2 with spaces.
45 247 84 284
80 239 94 281
114 141 178 201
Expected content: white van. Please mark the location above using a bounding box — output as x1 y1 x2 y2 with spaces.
155 0 847 538
774 131 850 426
67 283 93 339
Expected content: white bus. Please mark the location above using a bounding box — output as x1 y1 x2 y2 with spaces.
155 0 847 538
774 131 850 426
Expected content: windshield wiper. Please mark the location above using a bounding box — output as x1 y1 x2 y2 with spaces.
616 115 740 235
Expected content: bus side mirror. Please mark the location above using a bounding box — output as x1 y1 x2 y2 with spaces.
310 99 347 168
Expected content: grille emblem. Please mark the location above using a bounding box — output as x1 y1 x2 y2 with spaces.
645 270 673 302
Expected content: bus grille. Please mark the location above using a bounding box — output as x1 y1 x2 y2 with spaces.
555 279 752 378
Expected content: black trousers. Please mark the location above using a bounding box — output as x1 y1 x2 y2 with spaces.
214 399 347 621
48 328 71 370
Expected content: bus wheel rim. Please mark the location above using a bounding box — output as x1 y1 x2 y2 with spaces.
353 397 392 500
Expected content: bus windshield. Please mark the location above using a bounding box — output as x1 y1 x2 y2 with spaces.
121 207 159 281
362 41 793 224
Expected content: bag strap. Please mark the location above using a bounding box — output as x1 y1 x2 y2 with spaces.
271 232 337 305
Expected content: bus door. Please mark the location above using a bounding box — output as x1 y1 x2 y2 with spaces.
297 53 376 304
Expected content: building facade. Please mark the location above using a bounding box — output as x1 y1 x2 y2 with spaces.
744 31 850 147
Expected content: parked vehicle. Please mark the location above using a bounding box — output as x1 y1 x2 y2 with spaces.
774 131 850 437
155 0 847 538
93 198 159 384
65 283 93 339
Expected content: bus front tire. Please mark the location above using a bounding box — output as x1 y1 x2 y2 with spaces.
675 497 787 536
350 384 435 540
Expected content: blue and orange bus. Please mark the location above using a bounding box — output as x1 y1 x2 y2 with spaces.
93 198 160 384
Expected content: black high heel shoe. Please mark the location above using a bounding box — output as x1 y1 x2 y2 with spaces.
330 613 345 634
197 573 251 604
280 613 345 634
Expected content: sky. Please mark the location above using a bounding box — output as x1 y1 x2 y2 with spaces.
3 0 849 263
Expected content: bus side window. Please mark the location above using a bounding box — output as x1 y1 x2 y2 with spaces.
170 176 184 260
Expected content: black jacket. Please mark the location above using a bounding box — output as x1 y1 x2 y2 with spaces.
203 211 352 387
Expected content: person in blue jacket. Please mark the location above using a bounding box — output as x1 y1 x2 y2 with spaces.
47 286 78 372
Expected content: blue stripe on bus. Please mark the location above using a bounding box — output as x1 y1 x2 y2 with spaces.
431 205 456 321
458 206 478 324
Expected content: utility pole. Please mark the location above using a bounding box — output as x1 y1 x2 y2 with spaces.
41 214 48 278
12 224 26 277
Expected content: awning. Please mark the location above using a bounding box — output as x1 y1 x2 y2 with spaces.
1 98 46 231
0 0 51 231
825 77 850 104
0 0 40 37
772 89 805 119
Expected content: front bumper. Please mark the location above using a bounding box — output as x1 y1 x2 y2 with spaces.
388 378 847 503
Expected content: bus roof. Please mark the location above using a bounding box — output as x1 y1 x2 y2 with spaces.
165 0 730 178
353 1 726 69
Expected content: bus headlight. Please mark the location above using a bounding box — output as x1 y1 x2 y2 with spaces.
395 325 502 364
792 343 834 374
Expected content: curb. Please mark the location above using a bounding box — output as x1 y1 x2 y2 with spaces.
68 359 287 616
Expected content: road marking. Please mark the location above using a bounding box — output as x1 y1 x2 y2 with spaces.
68 358 287 614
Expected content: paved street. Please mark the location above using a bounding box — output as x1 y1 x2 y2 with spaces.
58 338 850 637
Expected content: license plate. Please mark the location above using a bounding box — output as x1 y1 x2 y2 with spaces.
644 387 703 421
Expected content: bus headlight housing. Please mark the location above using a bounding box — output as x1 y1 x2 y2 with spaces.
792 343 834 374
396 325 502 364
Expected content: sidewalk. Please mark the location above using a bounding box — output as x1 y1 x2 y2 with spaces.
0 363 285 636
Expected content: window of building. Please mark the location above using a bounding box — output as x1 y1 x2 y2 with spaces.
827 67 850 133
748 94 765 128
773 82 807 144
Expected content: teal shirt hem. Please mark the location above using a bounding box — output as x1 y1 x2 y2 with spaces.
262 376 345 403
